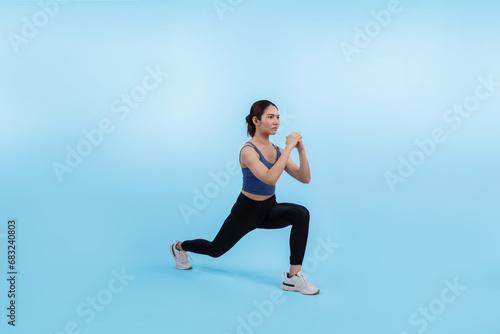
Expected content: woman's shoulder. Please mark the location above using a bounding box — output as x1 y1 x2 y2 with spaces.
242 140 281 151
241 141 254 150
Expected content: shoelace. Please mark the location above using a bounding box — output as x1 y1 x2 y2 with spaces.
296 272 311 285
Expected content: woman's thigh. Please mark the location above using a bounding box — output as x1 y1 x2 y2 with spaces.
258 202 308 229
210 196 270 247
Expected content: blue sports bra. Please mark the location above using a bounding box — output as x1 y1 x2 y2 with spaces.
239 141 281 196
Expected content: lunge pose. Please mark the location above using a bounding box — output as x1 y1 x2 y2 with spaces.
171 100 319 295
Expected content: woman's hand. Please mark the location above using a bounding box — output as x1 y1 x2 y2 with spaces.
285 132 302 149
296 137 304 151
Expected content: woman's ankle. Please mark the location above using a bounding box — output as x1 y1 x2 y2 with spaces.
289 265 301 276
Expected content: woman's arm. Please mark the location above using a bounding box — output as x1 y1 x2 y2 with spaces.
281 140 311 184
296 145 311 183
240 132 302 186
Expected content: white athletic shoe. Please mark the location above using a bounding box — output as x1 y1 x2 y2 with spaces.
170 241 192 270
281 271 319 295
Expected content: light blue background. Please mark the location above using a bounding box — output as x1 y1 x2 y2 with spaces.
1 0 499 333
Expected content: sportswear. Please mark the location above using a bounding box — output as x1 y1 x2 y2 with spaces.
281 271 319 295
240 141 281 196
181 192 309 265
170 241 192 270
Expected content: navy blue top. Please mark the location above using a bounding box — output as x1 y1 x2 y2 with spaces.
239 141 282 196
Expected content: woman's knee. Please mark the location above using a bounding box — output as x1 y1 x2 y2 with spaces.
207 244 226 258
208 250 224 258
293 205 310 226
291 205 310 230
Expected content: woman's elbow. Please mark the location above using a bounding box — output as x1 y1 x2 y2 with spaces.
263 175 277 186
267 179 277 186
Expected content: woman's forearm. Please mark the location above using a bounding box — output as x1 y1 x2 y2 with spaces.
298 147 311 183
265 146 293 186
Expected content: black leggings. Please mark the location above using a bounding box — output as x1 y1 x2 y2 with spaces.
182 192 310 265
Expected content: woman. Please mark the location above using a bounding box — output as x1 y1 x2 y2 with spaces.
171 100 319 295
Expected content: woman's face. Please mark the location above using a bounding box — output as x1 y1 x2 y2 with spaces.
255 105 280 135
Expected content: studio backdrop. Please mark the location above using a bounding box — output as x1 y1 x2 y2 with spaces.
1 0 499 333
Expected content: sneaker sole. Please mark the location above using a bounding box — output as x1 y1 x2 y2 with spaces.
281 284 320 295
177 266 193 270
170 244 192 270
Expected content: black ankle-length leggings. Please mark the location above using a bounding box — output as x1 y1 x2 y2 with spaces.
182 192 309 265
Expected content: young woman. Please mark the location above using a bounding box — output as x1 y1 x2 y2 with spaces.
171 100 319 295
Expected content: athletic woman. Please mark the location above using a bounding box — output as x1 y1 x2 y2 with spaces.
170 100 319 295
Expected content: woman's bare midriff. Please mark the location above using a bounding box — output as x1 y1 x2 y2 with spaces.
241 190 274 201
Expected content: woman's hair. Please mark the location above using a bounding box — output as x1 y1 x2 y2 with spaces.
245 100 277 137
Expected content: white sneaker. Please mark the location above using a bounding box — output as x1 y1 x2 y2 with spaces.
281 271 319 295
170 241 192 270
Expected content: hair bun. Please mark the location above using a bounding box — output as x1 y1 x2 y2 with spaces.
246 100 276 137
